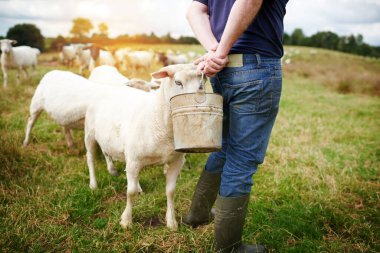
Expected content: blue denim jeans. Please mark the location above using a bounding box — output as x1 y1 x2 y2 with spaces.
205 54 282 197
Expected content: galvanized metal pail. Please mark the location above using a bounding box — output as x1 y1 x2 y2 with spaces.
170 89 223 153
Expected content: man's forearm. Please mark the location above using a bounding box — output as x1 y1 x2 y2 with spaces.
216 0 263 57
186 2 219 52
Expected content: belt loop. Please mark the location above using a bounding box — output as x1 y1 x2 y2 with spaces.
255 54 261 68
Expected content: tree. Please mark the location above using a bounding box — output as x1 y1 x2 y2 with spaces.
70 18 93 38
310 31 340 50
6 23 45 51
290 28 306 46
50 35 67 51
98 22 108 37
283 32 291 45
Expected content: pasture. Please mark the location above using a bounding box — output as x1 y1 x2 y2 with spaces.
0 45 379 252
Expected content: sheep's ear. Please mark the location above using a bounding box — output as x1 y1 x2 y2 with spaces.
151 68 174 79
11 40 17 45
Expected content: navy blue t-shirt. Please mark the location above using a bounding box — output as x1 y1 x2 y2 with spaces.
193 0 288 58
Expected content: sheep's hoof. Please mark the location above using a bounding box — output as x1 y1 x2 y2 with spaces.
22 141 29 147
120 219 132 229
89 183 98 190
68 144 76 150
167 220 178 231
109 169 119 177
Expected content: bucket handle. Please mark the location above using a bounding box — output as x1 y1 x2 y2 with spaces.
195 72 206 104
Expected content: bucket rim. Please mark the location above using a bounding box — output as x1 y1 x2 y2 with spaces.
170 92 223 102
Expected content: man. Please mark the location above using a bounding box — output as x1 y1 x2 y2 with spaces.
184 0 289 252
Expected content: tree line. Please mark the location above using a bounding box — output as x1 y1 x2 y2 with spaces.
1 18 379 58
284 28 380 58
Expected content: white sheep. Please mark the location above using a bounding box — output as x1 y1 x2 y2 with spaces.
123 50 154 71
76 46 91 75
84 44 116 71
114 47 131 70
187 51 196 59
23 67 155 147
158 52 189 66
22 70 116 153
1 39 39 88
88 65 129 86
84 64 201 230
61 44 80 67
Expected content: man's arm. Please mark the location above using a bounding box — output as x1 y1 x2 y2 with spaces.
186 1 219 52
216 0 263 58
203 0 263 76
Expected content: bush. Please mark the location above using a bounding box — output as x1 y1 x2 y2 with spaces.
6 23 45 51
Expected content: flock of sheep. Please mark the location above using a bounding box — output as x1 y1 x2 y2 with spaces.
1 38 204 230
59 43 193 75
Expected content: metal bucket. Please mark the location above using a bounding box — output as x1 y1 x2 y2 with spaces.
170 90 223 153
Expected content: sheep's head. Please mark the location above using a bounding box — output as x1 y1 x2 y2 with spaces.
157 52 169 66
83 44 105 60
126 78 151 92
151 64 204 99
0 39 17 54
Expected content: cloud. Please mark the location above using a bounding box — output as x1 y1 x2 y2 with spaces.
284 0 380 44
0 0 379 45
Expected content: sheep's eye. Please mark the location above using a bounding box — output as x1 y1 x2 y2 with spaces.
175 80 183 87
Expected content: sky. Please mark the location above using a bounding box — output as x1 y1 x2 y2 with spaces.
0 0 379 45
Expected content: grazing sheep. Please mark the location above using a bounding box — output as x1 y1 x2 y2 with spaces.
84 64 201 230
61 44 81 67
158 52 188 66
114 47 131 69
187 51 196 59
76 46 91 75
123 50 154 71
1 39 39 88
84 44 116 71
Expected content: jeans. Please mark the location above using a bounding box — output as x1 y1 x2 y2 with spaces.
205 54 282 197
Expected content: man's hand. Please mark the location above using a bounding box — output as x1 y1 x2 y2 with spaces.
194 49 229 77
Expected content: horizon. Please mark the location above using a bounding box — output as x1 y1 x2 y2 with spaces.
0 0 380 46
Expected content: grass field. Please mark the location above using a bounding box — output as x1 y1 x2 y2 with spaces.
0 45 379 252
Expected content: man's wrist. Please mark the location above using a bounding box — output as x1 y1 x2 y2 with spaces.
215 44 230 58
207 42 219 52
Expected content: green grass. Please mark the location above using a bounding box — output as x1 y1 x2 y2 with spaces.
0 46 379 252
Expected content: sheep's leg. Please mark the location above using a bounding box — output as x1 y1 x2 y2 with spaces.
63 126 75 148
16 67 21 85
137 181 143 194
23 109 42 146
165 156 185 230
120 162 141 228
31 64 36 76
79 66 84 75
102 151 118 176
23 67 29 79
2 65 7 88
85 130 98 189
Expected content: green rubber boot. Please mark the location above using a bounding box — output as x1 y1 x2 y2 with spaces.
215 195 266 253
183 170 221 228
